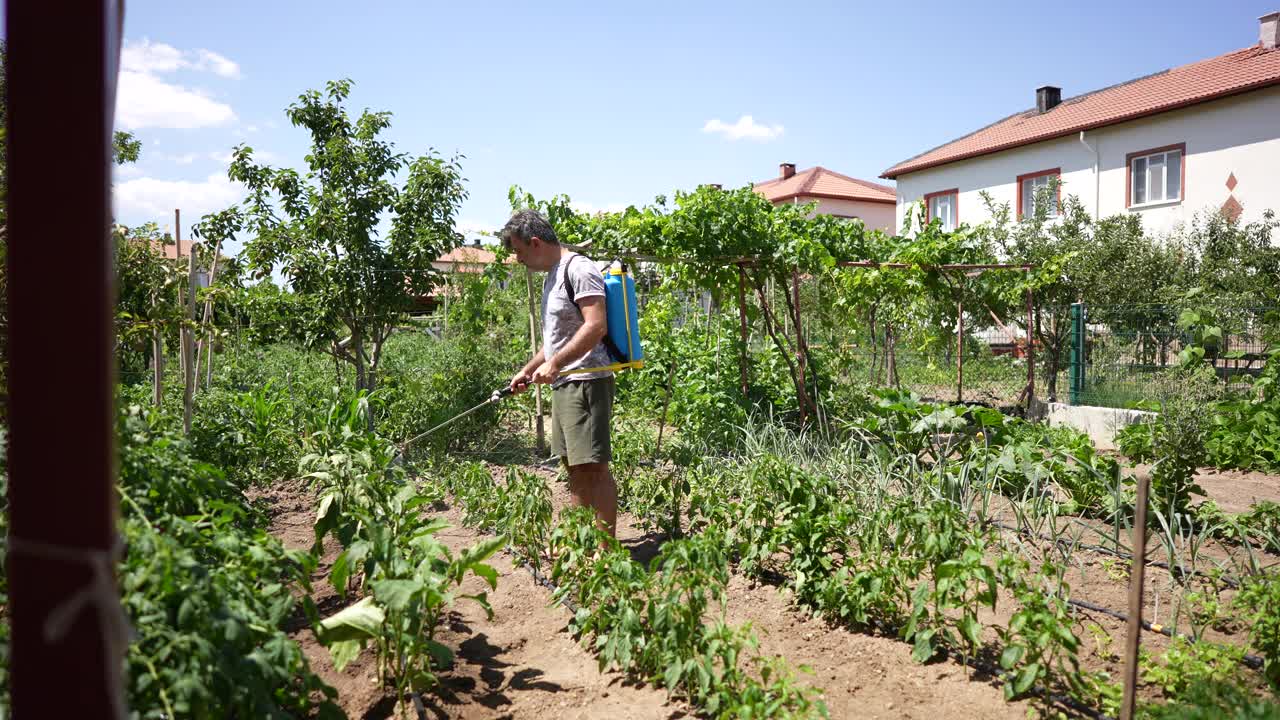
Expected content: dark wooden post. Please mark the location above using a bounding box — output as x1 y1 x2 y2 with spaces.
791 271 807 423
1120 474 1151 720
1025 277 1036 411
6 0 125 716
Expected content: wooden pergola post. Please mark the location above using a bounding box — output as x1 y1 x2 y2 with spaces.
6 1 126 717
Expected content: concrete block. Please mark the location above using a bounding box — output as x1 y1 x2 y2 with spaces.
1044 402 1155 450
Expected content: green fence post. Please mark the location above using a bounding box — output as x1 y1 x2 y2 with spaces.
1070 302 1085 405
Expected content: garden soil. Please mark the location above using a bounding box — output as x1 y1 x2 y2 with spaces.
261 471 1036 719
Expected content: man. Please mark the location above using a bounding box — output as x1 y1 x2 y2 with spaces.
501 209 617 537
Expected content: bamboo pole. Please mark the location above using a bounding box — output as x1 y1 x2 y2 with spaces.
195 237 223 390
736 265 749 398
1025 280 1036 411
1120 474 1151 720
152 296 164 407
525 268 545 454
956 298 965 404
181 210 195 434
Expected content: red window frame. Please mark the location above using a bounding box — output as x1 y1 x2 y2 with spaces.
1016 168 1061 219
922 188 959 229
1125 143 1186 208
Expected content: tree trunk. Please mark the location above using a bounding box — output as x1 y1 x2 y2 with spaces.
885 323 900 388
749 272 817 421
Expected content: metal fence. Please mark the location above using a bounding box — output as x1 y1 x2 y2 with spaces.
1063 304 1277 408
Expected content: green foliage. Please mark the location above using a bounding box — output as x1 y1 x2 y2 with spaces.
548 507 827 718
1148 369 1219 515
375 331 512 453
1235 572 1280 690
113 131 142 165
227 79 467 394
1142 680 1280 719
303 420 502 699
117 407 341 719
189 382 300 486
1142 637 1248 701
446 462 553 566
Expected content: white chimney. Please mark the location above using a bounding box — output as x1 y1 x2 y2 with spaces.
1262 11 1280 49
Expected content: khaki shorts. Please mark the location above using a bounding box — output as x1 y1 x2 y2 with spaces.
550 377 615 466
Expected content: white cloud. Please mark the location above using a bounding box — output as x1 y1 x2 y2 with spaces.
114 172 242 226
117 70 237 129
246 124 260 133
192 49 240 79
122 39 240 78
114 165 144 180
701 115 785 141
116 39 239 130
121 40 187 74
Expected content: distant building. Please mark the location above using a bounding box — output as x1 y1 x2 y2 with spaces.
753 163 897 233
884 11 1280 235
432 241 515 274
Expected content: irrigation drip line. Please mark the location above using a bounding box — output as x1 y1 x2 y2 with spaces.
1064 597 1264 670
980 519 1266 670
498 523 1112 720
983 518 1245 589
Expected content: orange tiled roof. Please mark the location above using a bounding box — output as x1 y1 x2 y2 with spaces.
435 245 512 265
754 166 896 204
882 44 1280 179
151 238 198 260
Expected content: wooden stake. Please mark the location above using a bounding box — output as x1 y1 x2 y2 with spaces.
736 265 749 398
181 209 195 434
1025 282 1036 411
525 267 545 454
1120 473 1151 720
195 236 223 390
956 298 965 404
655 362 677 457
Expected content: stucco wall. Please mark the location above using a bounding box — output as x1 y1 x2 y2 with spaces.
894 84 1280 235
798 196 897 233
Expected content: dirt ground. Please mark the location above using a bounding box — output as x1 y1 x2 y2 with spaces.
260 472 1041 719
262 478 687 720
1190 466 1280 514
256 439 1280 720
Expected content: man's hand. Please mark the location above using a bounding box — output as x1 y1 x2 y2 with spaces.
508 370 532 395
530 358 561 385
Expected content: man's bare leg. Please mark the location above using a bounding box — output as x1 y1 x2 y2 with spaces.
567 461 617 537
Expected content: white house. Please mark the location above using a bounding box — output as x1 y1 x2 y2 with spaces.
754 164 897 233
883 11 1280 236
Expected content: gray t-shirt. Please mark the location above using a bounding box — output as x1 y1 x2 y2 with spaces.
542 253 614 388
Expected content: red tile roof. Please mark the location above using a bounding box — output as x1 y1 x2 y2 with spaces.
151 238 198 260
882 44 1280 179
754 166 896 204
434 245 513 271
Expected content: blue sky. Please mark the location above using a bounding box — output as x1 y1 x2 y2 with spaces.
106 0 1277 247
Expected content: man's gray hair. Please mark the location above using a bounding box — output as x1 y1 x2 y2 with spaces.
501 209 558 249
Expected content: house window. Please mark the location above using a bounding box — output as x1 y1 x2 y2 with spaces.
1017 168 1060 219
923 189 958 231
1127 144 1184 207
